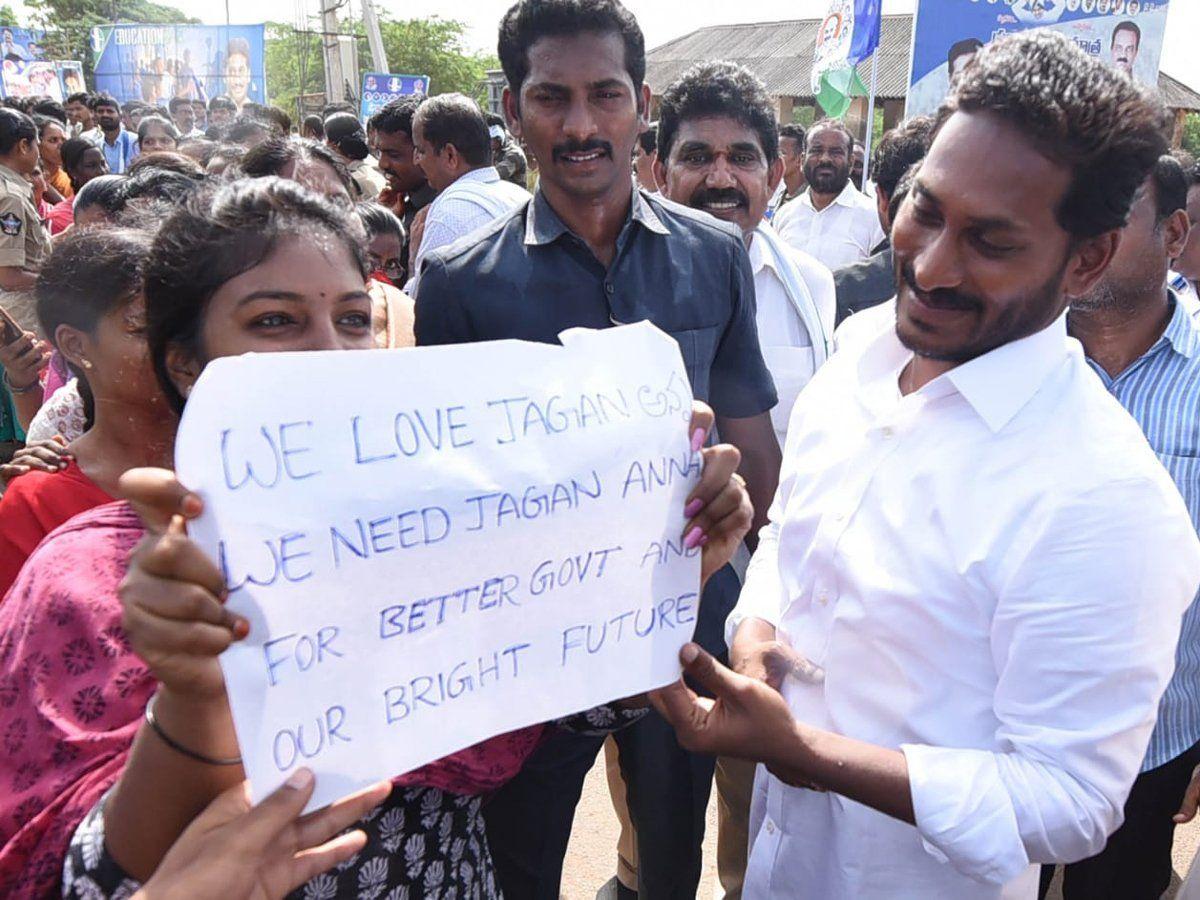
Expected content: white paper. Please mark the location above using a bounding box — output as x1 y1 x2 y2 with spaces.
174 323 701 810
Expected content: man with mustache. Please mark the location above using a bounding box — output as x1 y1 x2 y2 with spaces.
652 60 834 896
774 118 883 271
1040 156 1200 900
368 96 435 283
651 32 1200 899
415 1 781 896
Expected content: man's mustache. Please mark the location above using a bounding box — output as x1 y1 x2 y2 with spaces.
900 261 983 312
689 188 748 210
552 139 613 162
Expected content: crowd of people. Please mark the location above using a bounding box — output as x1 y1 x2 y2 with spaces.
0 0 1198 898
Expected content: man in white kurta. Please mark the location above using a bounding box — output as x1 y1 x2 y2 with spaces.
651 32 1200 900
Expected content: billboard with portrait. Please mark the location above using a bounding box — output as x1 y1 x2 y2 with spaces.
907 0 1171 117
90 24 266 111
57 61 85 97
360 72 429 121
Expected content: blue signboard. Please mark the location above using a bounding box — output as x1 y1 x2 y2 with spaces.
907 0 1171 116
90 24 266 111
360 72 429 121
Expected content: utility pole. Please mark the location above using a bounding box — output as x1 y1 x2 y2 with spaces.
321 0 345 103
361 0 388 73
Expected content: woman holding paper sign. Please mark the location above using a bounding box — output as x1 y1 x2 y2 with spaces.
0 177 753 899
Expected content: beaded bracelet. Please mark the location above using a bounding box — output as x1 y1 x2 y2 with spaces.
144 694 242 766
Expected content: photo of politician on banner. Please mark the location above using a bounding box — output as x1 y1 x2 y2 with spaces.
906 0 1170 117
90 24 266 111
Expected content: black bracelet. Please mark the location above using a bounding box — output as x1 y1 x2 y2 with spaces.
144 694 242 766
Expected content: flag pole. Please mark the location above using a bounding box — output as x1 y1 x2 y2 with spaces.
862 49 880 185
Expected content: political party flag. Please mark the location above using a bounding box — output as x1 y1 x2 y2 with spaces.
810 0 882 118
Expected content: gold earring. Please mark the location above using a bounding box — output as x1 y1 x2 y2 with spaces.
80 359 93 370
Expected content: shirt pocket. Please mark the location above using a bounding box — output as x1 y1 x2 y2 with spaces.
667 324 720 397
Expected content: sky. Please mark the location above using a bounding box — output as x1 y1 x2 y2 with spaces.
43 0 1200 92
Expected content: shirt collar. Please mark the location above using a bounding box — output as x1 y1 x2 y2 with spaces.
524 185 668 246
1160 290 1200 360
803 180 861 211
453 166 501 187
748 225 777 277
858 311 1070 433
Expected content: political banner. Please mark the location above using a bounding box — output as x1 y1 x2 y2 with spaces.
90 24 266 112
0 28 48 65
57 60 84 97
360 72 429 121
1 59 62 101
907 0 1171 117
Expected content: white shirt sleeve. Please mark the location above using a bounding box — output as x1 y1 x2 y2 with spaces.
902 475 1200 884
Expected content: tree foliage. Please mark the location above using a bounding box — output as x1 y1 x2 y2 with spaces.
25 0 196 81
266 14 498 119
1183 113 1200 158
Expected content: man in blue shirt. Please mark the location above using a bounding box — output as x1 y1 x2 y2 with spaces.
1046 155 1200 899
415 1 781 896
88 93 137 174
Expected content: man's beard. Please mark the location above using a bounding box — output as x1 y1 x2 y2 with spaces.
895 259 1065 364
1073 270 1164 314
804 161 849 195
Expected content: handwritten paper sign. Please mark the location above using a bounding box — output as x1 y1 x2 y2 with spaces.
175 323 701 810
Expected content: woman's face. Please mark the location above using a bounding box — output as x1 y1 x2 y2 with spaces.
367 231 404 283
71 147 109 189
140 123 177 154
65 293 165 412
169 234 372 400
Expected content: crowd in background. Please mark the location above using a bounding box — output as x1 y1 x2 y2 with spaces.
0 1 1198 899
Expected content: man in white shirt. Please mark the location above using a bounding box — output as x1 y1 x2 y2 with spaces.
407 92 529 294
656 61 833 448
773 118 884 271
653 60 835 897
650 32 1200 900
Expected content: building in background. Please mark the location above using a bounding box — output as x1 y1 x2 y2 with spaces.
642 14 1200 145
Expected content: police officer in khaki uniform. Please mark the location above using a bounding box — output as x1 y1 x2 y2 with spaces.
0 107 51 337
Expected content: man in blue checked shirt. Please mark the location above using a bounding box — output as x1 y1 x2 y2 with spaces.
1046 155 1200 899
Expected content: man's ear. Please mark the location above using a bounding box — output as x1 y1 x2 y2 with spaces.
1164 208 1191 262
767 157 784 196
1062 231 1121 301
653 156 667 195
503 87 521 140
637 83 652 130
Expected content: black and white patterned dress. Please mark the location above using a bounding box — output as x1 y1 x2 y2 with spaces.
62 707 644 899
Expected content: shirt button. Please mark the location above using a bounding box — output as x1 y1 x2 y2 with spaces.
604 282 614 295
881 426 895 439
817 590 830 606
766 818 777 835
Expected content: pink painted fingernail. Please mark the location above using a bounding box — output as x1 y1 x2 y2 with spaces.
684 498 703 518
690 428 705 453
683 526 703 549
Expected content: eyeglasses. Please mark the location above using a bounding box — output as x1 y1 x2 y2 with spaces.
369 252 404 278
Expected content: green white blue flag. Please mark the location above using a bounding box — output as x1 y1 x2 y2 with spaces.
811 0 882 118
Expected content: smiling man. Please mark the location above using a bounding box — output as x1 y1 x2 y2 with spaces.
414 1 781 896
650 31 1200 899
656 61 834 451
774 118 883 271
653 60 835 896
